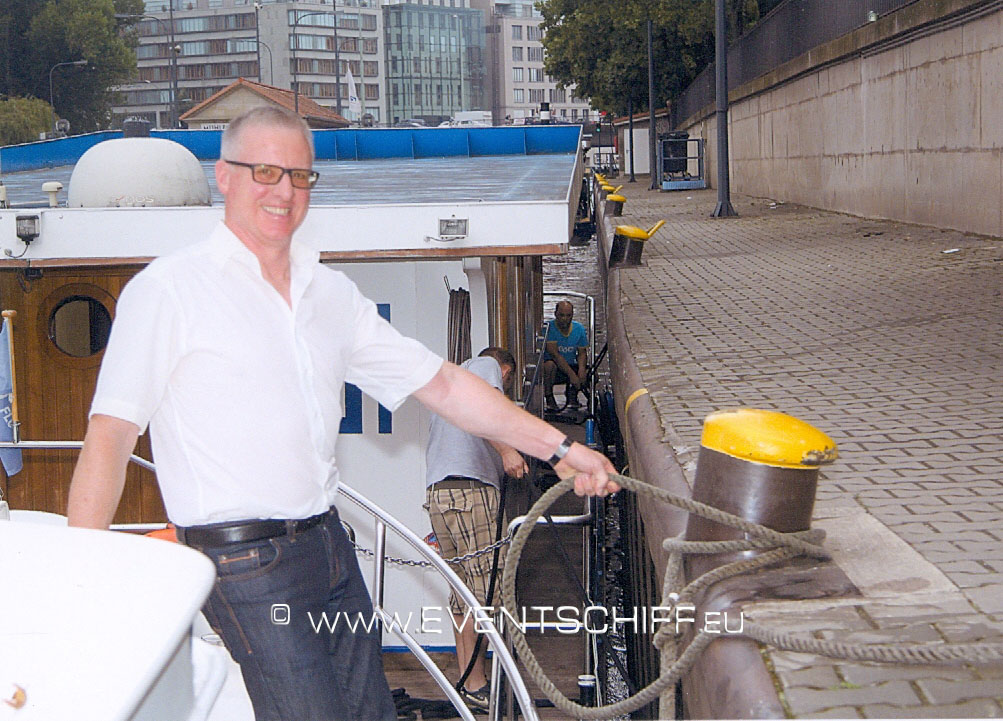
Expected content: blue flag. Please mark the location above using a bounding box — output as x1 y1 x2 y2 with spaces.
0 317 22 476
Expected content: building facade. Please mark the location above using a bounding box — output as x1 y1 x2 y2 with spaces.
116 0 589 127
118 0 387 127
383 0 484 126
471 0 591 124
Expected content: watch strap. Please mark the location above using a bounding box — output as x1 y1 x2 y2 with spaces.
547 436 574 466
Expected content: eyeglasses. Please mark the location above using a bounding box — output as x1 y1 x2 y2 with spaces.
224 160 320 189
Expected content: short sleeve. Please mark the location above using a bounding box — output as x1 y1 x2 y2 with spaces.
90 269 183 432
342 283 443 411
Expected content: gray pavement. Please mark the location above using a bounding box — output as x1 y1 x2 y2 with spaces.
603 181 1003 718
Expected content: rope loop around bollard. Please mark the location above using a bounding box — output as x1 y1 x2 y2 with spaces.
500 472 1003 720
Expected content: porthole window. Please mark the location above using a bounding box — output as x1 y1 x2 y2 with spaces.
48 295 112 358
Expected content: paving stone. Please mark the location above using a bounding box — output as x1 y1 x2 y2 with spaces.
779 664 843 690
801 706 864 718
966 585 1003 614
838 663 975 685
784 680 921 714
861 699 1003 717
915 677 1003 705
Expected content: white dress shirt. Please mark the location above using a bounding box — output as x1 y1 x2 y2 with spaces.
91 222 443 526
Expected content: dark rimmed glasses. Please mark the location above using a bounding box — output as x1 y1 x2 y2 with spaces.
224 160 320 189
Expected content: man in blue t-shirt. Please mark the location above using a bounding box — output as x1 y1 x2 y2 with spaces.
542 300 588 410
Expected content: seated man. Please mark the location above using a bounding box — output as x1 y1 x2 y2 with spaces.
542 301 588 411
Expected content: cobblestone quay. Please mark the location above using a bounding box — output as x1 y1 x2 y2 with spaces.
602 182 1003 718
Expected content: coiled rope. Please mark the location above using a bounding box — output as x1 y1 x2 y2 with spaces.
500 472 1003 720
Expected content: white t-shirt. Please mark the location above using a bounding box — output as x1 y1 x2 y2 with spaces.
91 222 443 526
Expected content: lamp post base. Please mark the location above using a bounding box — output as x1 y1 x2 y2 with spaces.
711 200 738 218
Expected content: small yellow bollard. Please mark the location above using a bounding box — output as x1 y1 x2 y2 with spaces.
600 184 623 194
606 193 626 216
609 220 665 267
683 408 837 579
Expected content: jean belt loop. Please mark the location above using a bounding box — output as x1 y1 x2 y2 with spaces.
285 519 296 539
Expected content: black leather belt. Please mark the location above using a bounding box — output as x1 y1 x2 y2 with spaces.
177 509 330 546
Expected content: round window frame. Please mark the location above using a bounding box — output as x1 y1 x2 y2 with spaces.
39 284 117 369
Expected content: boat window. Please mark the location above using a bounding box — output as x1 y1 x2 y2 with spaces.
48 296 112 358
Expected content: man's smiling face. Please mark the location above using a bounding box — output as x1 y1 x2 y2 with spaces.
216 123 313 253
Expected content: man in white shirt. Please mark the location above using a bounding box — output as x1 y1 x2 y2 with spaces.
67 106 617 721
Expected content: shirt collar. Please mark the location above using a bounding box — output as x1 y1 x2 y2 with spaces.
206 221 320 279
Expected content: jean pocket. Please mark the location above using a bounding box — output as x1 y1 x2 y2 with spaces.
214 539 283 582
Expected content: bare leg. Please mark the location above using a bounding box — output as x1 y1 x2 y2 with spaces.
453 613 488 690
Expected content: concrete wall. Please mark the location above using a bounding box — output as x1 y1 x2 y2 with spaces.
682 0 1003 237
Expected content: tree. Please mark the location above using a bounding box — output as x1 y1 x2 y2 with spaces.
0 96 52 145
539 0 764 117
0 0 143 135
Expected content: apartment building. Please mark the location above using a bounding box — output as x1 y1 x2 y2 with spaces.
115 0 589 127
470 0 591 124
117 0 387 127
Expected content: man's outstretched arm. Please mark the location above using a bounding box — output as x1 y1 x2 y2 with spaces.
67 414 141 529
414 362 617 496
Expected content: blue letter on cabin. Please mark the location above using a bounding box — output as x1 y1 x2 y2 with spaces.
340 303 393 435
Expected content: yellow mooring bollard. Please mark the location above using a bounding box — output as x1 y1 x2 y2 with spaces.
608 220 665 267
606 193 626 216
683 408 837 580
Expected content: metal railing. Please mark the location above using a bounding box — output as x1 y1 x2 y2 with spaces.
0 440 155 471
338 482 540 721
0 439 542 720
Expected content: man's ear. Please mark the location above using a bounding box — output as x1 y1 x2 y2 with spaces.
215 159 230 195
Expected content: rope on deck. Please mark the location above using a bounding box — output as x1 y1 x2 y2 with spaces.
500 472 1003 720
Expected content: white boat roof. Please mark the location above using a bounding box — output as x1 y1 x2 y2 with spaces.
0 128 583 265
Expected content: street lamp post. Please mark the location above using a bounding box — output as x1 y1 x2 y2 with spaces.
116 12 179 129
254 2 262 83
48 60 88 137
257 40 274 86
292 9 341 115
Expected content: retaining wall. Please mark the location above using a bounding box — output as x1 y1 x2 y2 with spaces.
680 0 1003 237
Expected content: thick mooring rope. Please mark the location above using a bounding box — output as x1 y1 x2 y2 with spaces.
499 473 1003 720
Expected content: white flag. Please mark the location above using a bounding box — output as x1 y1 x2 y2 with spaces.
346 69 362 117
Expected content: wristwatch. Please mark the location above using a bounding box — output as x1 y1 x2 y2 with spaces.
547 436 574 466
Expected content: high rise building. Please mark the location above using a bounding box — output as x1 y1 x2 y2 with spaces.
471 0 592 124
382 0 484 127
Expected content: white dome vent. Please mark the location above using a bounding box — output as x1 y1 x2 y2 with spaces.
68 138 211 208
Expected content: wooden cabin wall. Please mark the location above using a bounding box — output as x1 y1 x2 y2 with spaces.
483 255 544 404
0 266 165 523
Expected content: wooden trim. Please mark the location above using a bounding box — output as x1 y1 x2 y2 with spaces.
0 244 567 269
319 244 565 261
0 258 153 269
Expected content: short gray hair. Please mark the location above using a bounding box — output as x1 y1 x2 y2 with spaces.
220 106 315 161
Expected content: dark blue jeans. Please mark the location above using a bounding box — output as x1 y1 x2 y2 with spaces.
192 507 396 721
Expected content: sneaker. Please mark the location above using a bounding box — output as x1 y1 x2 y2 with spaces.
459 684 490 712
566 395 581 409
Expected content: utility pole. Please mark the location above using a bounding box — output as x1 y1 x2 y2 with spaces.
647 19 657 190
711 0 738 217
